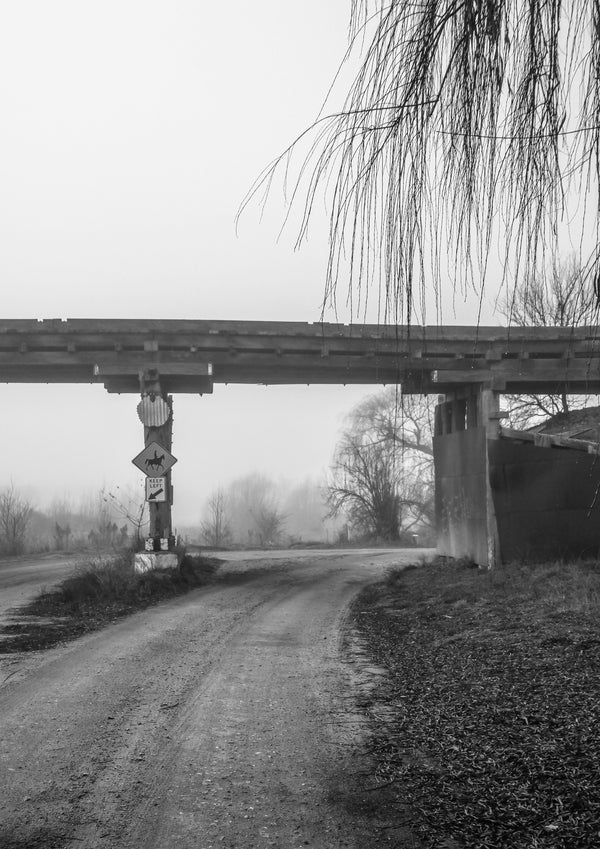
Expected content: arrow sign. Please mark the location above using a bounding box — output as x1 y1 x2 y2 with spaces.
145 476 167 502
133 441 177 476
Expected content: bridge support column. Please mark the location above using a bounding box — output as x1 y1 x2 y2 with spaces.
479 389 501 568
434 385 502 567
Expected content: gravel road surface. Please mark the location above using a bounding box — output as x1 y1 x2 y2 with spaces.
0 554 89 625
0 550 424 849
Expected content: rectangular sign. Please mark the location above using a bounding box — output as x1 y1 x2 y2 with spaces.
145 476 167 502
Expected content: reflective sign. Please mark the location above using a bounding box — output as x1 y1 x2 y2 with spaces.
137 395 170 427
145 476 167 502
132 441 177 476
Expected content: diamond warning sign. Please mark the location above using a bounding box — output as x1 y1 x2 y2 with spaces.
132 441 177 476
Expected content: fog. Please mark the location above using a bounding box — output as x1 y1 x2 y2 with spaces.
0 2 488 526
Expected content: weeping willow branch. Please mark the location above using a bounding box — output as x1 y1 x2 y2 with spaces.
239 1 600 323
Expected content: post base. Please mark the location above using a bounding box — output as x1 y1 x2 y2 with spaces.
133 552 178 574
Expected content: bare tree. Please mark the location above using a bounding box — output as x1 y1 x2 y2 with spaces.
225 474 286 547
351 390 435 463
329 432 402 540
0 483 34 555
503 257 598 330
250 501 286 548
53 522 72 550
328 389 435 541
101 486 148 548
500 256 600 428
200 489 233 548
282 479 333 542
242 2 600 321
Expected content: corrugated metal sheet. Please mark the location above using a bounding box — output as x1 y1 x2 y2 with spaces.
489 438 600 562
137 395 170 427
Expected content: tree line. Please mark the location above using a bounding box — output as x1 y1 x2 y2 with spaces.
0 485 146 557
199 389 437 547
198 475 337 548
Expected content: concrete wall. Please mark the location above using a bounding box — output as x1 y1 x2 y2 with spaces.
434 427 490 564
434 390 600 565
488 439 600 562
435 426 600 564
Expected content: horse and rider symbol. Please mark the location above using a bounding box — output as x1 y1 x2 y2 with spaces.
145 449 165 472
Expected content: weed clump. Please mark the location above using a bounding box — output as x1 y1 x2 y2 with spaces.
1 553 222 652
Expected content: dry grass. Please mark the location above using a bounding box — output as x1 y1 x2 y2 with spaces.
350 558 600 848
0 553 221 652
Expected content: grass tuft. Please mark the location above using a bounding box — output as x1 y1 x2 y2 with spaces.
0 553 222 653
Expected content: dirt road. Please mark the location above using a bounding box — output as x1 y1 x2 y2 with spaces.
0 551 424 849
0 554 89 625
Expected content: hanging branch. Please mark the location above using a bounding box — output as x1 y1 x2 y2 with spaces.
240 1 600 323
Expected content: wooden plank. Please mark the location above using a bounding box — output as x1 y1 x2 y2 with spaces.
0 349 421 372
0 317 597 341
0 366 94 383
2 321 600 363
433 358 600 381
499 426 594 452
500 427 535 442
6 345 600 374
102 377 214 394
93 363 213 377
210 367 416 386
0 317 598 340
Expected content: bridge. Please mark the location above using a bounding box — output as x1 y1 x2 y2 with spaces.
3 318 600 566
1 318 600 393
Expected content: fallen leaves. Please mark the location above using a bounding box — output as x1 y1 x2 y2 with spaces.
350 559 600 848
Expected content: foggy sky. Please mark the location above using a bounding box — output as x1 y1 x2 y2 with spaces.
0 2 490 524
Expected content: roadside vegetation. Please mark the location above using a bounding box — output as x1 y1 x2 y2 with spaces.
0 483 149 557
326 389 435 544
0 553 221 653
349 557 600 848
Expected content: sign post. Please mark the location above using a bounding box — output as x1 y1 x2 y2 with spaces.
133 384 176 551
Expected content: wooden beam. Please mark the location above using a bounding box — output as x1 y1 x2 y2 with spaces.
499 426 598 453
93 363 213 377
1 319 600 392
